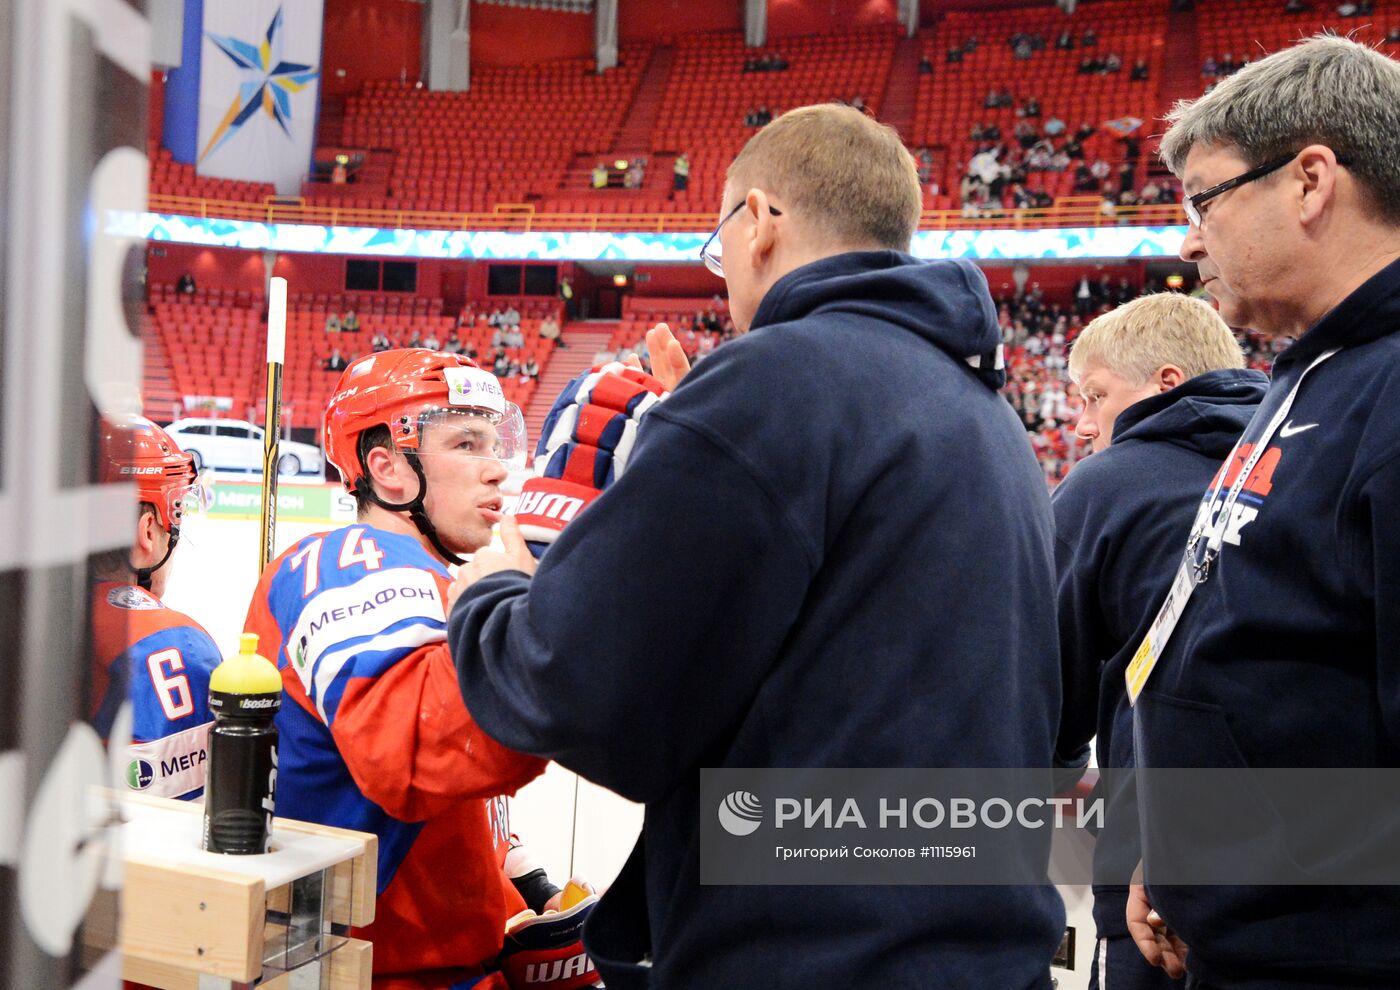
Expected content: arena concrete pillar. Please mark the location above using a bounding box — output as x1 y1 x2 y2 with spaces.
595 0 618 73
424 0 471 92
745 0 767 48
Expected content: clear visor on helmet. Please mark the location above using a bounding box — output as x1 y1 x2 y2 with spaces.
163 481 212 529
412 403 528 470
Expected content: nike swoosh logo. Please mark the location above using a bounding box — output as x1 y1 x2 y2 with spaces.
1279 421 1318 438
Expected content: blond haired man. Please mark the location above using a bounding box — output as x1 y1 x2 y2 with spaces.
1052 292 1266 990
448 105 1065 988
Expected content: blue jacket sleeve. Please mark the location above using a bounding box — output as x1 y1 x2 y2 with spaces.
449 414 816 804
1050 480 1106 771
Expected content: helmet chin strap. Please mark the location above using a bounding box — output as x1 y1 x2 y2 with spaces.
356 451 467 566
134 527 179 592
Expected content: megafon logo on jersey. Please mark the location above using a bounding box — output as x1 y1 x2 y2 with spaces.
126 759 155 790
719 791 764 836
1194 441 1282 547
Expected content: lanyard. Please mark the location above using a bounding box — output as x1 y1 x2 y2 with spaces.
1125 346 1340 704
1185 347 1339 583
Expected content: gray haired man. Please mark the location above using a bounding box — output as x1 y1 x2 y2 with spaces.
1127 35 1400 989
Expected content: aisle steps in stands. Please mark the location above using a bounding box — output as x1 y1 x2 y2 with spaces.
522 325 618 457
615 46 677 154
1159 4 1201 132
881 34 925 145
141 328 181 425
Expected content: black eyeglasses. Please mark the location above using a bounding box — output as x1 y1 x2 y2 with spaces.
699 202 783 277
1183 151 1351 227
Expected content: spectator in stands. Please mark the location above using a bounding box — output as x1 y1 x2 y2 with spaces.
591 163 608 189
521 356 539 380
1074 162 1097 192
342 309 360 332
624 157 646 189
985 88 1002 109
1082 27 1098 46
850 95 866 113
540 313 562 346
323 347 347 372
502 304 521 328
324 312 341 333
1044 114 1066 137
1337 0 1360 14
1105 53 1123 73
506 326 525 349
370 331 391 352
1219 52 1237 75
1202 55 1219 78
1015 121 1039 150
1019 97 1042 118
1014 36 1034 61
673 154 689 192
947 46 963 64
487 306 505 329
443 332 463 355
176 272 196 295
559 277 576 321
406 329 422 348
491 349 509 378
422 331 440 351
1131 58 1150 81
1075 121 1096 142
1387 24 1400 44
1285 0 1309 10
1056 29 1074 50
920 55 933 73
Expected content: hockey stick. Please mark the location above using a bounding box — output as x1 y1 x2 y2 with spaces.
258 276 287 573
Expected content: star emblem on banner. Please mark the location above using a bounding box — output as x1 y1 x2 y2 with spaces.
199 6 320 162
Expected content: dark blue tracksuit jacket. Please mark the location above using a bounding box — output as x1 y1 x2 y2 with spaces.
1051 369 1266 941
1135 257 1400 988
449 251 1065 989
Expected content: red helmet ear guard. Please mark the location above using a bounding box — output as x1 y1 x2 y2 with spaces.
100 416 197 533
323 348 510 491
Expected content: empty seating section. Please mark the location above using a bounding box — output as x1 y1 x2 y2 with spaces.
145 285 553 430
1199 0 1398 67
915 2 1166 205
340 49 648 214
148 146 277 204
657 27 897 215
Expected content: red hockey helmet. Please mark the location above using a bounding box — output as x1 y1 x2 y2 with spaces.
100 415 202 534
323 348 527 493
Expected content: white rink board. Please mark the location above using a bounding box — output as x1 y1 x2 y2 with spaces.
162 507 643 889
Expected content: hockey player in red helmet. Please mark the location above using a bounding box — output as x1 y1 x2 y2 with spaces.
321 347 529 564
90 415 220 800
245 351 594 990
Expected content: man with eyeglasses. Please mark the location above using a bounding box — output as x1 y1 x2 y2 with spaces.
1126 35 1400 988
446 104 1065 988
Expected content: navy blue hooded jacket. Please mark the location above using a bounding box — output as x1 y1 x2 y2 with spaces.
449 251 1065 989
1051 368 1266 939
1136 257 1400 988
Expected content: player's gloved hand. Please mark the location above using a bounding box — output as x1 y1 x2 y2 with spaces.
497 881 601 990
514 362 668 558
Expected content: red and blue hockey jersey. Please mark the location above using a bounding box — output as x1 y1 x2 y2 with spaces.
90 582 218 800
244 524 546 984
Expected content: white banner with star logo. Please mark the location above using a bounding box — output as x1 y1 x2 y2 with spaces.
197 0 323 195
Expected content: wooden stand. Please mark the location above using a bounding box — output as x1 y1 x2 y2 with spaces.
115 791 377 989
